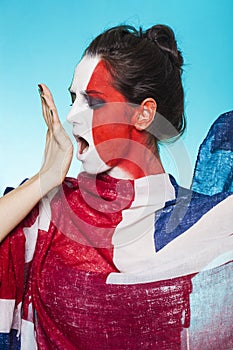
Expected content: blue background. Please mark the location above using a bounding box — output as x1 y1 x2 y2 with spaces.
0 0 232 193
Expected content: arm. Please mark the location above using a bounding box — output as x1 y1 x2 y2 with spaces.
0 84 73 242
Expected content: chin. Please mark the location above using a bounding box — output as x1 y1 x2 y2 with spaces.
81 162 111 176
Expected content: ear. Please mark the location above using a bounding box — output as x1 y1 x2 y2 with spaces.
133 98 157 131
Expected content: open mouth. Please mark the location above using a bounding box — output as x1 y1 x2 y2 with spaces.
75 135 89 154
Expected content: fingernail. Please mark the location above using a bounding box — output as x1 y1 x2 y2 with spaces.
38 84 43 95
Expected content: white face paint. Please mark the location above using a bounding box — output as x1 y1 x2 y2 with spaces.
66 55 111 174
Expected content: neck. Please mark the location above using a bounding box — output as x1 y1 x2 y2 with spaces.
107 146 165 180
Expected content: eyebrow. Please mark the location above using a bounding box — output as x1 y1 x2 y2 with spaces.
67 87 104 96
85 90 104 96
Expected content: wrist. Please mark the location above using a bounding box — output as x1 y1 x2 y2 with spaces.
38 170 62 196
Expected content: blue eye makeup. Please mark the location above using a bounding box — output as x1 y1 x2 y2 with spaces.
69 90 106 109
87 96 105 109
81 91 105 110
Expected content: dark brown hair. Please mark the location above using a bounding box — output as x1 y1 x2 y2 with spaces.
85 24 185 141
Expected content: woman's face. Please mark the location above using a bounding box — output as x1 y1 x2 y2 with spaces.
67 55 135 176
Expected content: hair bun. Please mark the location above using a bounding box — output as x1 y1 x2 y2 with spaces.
145 24 183 69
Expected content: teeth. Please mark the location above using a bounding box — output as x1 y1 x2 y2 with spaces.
82 145 88 153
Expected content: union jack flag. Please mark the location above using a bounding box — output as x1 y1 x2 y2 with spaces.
0 111 232 349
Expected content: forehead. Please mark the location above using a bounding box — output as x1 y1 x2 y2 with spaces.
70 55 126 102
71 55 100 92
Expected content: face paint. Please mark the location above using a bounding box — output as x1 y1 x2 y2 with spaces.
67 55 110 174
67 55 133 176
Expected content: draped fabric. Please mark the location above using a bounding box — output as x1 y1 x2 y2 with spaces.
0 111 233 350
189 110 233 349
192 111 233 195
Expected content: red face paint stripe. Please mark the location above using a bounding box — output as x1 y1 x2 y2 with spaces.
86 60 126 102
86 60 138 174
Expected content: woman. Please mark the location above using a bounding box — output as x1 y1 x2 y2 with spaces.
0 24 232 349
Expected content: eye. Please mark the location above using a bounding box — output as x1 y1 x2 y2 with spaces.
70 92 76 106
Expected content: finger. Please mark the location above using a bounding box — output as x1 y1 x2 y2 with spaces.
38 85 56 132
40 95 53 132
40 95 50 125
39 84 60 126
39 83 55 105
44 130 50 154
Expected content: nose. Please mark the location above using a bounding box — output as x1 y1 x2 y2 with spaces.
66 98 90 123
66 105 76 123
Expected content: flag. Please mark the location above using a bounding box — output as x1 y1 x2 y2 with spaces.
0 112 232 349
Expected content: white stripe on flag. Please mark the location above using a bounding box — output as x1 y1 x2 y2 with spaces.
23 192 55 263
112 174 175 273
38 193 54 231
12 302 22 336
108 195 233 284
21 319 38 350
0 299 15 332
24 218 39 263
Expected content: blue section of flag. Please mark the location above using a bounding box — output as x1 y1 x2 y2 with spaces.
189 260 233 348
0 330 20 350
192 111 233 195
3 179 28 196
154 176 230 252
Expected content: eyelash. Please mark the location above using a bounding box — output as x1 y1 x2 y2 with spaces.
70 92 76 106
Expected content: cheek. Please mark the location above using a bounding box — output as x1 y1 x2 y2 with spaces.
92 104 132 165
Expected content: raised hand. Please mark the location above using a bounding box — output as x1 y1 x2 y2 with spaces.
0 85 73 241
38 84 73 193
